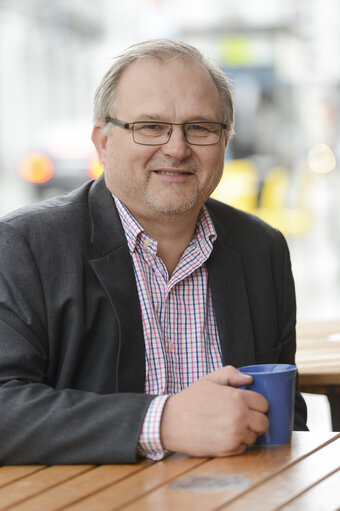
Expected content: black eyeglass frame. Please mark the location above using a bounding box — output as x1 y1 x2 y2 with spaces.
105 117 228 146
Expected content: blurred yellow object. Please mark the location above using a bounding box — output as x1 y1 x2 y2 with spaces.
259 167 289 209
87 157 104 179
212 161 312 237
255 207 312 236
219 37 254 66
256 167 312 236
211 159 258 212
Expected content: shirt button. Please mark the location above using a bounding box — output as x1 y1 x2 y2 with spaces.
168 341 174 352
143 239 151 248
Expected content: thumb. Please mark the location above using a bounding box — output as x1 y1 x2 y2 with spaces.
205 365 253 387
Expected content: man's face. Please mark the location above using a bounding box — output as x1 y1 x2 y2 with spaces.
93 57 228 222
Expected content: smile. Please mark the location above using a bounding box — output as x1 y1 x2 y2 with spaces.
153 168 194 176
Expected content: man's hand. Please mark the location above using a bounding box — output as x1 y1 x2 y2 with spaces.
160 365 269 457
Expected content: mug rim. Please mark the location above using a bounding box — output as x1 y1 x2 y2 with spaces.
238 363 297 375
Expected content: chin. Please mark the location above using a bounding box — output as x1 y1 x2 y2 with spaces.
146 195 200 216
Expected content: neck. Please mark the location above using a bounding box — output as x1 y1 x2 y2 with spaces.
134 208 202 277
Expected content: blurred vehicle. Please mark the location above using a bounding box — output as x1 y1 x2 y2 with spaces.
17 120 103 199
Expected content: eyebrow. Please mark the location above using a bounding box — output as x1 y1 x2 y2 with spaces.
134 113 164 121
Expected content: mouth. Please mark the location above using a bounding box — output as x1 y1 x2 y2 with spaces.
152 168 195 178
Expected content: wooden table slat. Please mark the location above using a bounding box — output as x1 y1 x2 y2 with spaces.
0 433 337 511
0 466 44 488
0 465 93 511
296 320 340 429
1 461 153 511
120 433 338 511
58 455 207 511
296 320 340 388
218 435 340 510
279 468 340 510
296 320 340 339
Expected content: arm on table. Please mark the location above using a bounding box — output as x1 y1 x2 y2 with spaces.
0 222 153 465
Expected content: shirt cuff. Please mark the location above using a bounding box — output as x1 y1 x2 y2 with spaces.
138 395 169 460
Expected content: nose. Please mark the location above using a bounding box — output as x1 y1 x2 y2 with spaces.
160 125 192 160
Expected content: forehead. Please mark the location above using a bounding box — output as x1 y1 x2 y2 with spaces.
114 56 222 121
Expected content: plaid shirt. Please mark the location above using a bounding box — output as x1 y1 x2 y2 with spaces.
114 197 223 459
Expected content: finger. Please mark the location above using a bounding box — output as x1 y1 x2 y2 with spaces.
243 429 258 447
243 389 269 413
205 365 254 387
224 444 248 457
248 409 270 436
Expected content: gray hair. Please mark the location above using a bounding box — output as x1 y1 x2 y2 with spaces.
93 39 234 136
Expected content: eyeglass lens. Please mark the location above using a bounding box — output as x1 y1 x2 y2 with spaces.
132 122 223 146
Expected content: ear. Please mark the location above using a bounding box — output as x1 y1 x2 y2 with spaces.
224 134 229 149
91 123 108 167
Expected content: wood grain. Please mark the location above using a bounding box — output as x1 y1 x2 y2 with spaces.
218 435 340 510
0 465 93 511
0 433 338 511
0 466 44 488
296 320 340 390
121 433 338 511
61 455 207 511
280 468 340 510
2 462 151 511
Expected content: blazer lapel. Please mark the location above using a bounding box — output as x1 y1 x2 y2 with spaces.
88 176 145 393
207 211 255 368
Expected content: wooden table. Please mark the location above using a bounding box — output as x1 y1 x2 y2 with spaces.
296 320 340 430
0 432 338 511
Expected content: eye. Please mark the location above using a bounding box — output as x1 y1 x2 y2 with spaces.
134 123 170 138
144 124 162 130
186 124 213 136
135 123 168 133
187 124 208 132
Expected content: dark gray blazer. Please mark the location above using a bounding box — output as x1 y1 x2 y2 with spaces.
0 175 307 464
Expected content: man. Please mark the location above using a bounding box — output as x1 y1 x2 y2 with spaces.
0 39 307 464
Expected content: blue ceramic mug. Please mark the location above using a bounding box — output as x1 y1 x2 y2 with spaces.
238 363 297 446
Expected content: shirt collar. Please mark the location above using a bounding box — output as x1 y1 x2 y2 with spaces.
195 204 217 246
113 196 145 253
113 195 217 254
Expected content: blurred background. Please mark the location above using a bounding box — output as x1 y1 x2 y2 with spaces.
0 0 339 429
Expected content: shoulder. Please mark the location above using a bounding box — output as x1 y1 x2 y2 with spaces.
0 180 93 232
0 180 103 254
0 181 99 266
206 197 285 248
205 200 293 300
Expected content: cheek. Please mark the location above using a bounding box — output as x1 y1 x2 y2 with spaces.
199 149 225 175
105 138 153 171
134 147 158 165
121 143 159 171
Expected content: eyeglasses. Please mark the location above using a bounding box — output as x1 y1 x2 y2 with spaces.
105 117 227 146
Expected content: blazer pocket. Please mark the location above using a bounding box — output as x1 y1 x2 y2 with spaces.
255 345 281 364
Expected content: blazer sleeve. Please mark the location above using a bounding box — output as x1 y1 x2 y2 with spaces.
0 221 153 464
